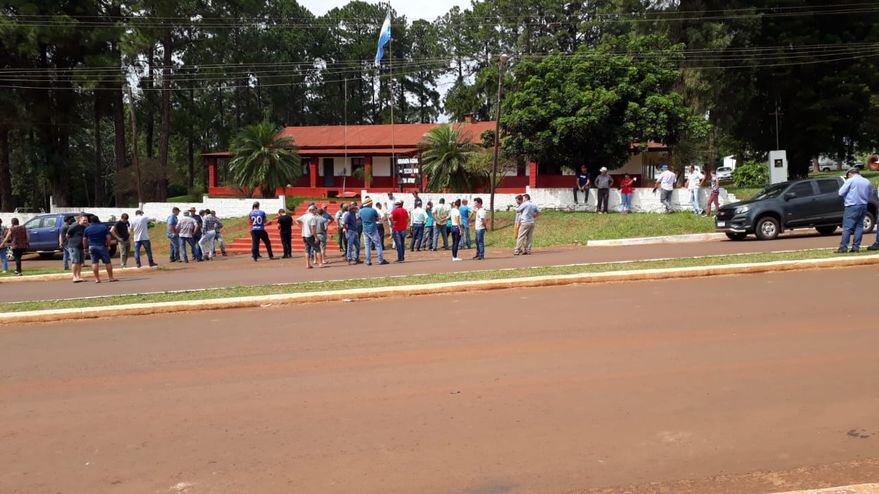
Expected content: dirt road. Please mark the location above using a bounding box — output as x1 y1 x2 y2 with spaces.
2 232 852 303
3 267 879 493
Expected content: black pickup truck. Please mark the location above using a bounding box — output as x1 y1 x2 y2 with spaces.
716 177 879 240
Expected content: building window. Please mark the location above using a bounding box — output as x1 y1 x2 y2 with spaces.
351 158 364 176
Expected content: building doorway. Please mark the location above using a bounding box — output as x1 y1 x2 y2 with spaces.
323 159 335 187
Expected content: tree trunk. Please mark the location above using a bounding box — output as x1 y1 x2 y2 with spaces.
0 126 12 211
112 79 126 206
146 44 155 158
94 94 105 206
158 31 172 201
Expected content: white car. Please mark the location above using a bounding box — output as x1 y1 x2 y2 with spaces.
716 166 734 182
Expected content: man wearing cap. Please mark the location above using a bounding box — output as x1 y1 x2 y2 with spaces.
249 201 274 261
389 199 409 262
685 165 705 216
594 167 614 214
654 165 677 213
839 168 874 253
358 197 389 266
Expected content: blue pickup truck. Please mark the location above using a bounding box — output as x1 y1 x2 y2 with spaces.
22 213 118 258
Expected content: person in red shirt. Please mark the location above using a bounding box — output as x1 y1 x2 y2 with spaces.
619 174 637 213
389 200 410 262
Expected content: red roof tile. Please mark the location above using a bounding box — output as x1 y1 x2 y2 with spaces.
278 122 496 150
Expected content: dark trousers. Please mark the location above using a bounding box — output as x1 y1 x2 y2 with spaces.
134 240 155 267
181 237 200 262
392 230 407 261
437 224 449 248
12 248 24 274
573 186 589 203
410 224 424 251
377 224 386 249
597 188 610 212
451 226 461 258
251 230 273 260
338 228 346 252
280 230 293 258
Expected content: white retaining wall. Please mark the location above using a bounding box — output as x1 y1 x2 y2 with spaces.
0 212 40 227
362 188 737 213
48 195 286 221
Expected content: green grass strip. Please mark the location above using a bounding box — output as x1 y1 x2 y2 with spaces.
0 248 869 313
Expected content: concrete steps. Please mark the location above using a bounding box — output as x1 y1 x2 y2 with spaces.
227 202 344 255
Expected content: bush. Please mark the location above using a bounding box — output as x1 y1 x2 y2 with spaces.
732 161 769 188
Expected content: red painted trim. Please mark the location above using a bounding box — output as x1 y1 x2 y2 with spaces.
528 161 538 189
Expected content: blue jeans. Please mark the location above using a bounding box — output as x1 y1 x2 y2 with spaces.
0 247 7 272
840 204 867 251
426 225 438 250
167 233 180 262
475 229 485 258
437 224 449 249
621 193 633 212
451 226 461 258
462 225 471 248
689 189 702 214
62 246 70 270
392 230 407 261
135 240 155 267
410 224 424 251
181 236 199 262
345 230 360 262
364 229 385 264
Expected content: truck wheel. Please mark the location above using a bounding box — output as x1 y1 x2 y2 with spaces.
755 216 780 240
815 226 837 236
725 232 747 241
864 212 876 233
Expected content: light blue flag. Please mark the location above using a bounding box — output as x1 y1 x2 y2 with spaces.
374 12 391 66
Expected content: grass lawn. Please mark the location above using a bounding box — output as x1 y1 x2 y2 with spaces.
146 216 252 257
1 248 868 313
482 210 716 248
0 267 67 278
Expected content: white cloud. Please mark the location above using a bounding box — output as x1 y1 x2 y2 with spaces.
299 0 471 21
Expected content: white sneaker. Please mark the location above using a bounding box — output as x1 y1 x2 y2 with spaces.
452 257 462 262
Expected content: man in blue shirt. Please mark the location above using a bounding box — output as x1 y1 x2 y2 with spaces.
514 193 541 255
83 215 117 283
358 197 388 266
342 203 361 264
838 169 873 253
166 207 180 263
573 165 591 204
459 199 472 249
249 201 274 262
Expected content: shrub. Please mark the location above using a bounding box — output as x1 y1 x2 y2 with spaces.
732 161 769 188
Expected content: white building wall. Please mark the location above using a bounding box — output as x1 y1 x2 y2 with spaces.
373 157 392 177
47 196 286 221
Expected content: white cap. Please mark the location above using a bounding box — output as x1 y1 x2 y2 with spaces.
600 166 608 172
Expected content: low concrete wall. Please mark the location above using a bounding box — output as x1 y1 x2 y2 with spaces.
48 196 286 221
361 188 738 213
0 212 40 227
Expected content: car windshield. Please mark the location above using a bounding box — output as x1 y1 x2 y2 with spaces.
753 183 788 200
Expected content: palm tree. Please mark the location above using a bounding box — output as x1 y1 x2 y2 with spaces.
228 121 302 198
418 124 479 192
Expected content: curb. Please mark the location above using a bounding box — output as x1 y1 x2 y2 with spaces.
588 232 726 247
0 266 160 284
3 254 878 325
771 483 879 494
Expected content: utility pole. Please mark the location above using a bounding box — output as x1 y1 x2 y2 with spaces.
490 53 508 231
127 87 144 206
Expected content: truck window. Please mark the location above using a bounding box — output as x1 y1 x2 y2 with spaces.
787 182 815 198
42 217 58 229
817 180 840 195
23 218 41 229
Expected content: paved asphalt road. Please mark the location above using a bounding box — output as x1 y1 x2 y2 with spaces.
2 232 861 303
3 267 879 493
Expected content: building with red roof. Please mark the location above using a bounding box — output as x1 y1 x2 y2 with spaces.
204 120 668 197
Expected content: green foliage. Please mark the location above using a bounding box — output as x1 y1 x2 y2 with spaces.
502 33 704 170
418 125 479 191
732 161 769 188
228 121 302 198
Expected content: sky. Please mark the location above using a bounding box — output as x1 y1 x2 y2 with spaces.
299 0 472 21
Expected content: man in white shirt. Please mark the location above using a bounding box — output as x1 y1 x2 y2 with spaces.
654 165 677 213
130 210 158 268
472 197 487 260
177 211 199 263
685 165 705 215
409 202 427 251
297 205 323 268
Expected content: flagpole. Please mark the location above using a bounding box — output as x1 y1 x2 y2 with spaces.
389 8 398 193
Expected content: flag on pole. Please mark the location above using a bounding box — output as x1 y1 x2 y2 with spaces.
374 12 391 66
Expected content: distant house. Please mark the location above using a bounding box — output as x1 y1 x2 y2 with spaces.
204 120 668 197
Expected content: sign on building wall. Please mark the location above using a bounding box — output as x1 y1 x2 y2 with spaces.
396 157 421 188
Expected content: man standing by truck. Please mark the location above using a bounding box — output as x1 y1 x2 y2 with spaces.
110 213 131 269
838 168 874 253
84 215 117 283
67 215 87 283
